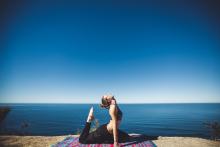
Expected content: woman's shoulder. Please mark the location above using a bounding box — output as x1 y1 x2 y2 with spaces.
110 99 116 105
109 100 119 113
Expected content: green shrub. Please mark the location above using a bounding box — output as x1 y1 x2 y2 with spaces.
0 107 11 123
204 121 220 140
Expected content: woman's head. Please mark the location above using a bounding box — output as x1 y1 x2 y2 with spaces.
100 95 115 109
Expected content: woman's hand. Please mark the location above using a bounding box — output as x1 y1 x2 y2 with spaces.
114 142 120 147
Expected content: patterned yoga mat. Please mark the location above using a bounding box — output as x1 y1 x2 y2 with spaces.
51 135 157 147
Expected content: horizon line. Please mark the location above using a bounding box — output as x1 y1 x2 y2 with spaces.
0 102 220 104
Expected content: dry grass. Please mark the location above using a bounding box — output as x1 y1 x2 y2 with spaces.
0 135 220 147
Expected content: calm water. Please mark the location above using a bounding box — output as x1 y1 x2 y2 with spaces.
0 104 220 138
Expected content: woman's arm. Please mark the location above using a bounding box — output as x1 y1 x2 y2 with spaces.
109 104 119 146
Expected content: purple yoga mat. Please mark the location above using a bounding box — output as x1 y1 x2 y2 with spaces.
52 135 157 147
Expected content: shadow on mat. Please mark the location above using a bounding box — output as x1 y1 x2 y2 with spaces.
120 134 158 147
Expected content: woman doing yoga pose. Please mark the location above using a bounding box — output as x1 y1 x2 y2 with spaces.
79 95 131 147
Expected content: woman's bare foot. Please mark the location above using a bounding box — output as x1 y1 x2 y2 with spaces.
87 107 94 122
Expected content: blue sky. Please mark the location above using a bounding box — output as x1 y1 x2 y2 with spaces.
1 0 220 103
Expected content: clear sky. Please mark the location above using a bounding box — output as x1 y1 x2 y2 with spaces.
1 0 220 103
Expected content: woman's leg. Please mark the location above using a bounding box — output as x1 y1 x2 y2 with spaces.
79 107 95 143
79 122 91 143
118 129 131 143
79 123 113 144
79 124 130 144
79 107 119 144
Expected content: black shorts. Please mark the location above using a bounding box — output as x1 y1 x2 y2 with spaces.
79 123 130 144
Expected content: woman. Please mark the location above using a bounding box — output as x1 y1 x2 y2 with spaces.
79 95 131 146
